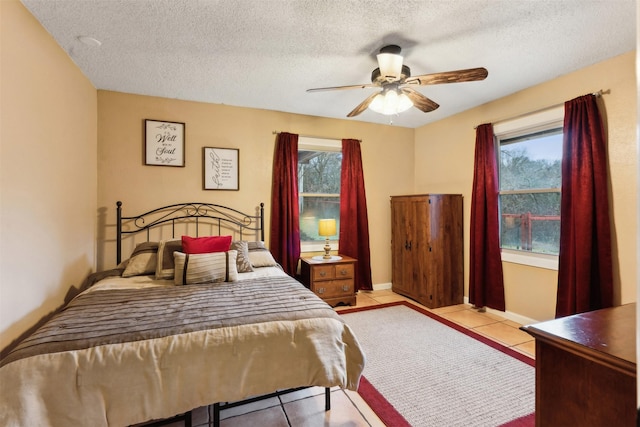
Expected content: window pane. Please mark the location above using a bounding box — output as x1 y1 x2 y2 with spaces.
298 148 342 244
298 151 342 193
500 131 562 191
299 196 340 242
500 192 561 254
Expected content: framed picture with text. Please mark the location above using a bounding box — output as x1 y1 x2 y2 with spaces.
145 119 185 166
203 147 239 190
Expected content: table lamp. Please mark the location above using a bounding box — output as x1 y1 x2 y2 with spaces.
318 218 337 259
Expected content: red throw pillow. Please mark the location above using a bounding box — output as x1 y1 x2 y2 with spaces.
181 235 232 254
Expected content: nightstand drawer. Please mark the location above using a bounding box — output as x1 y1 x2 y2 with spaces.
312 263 354 281
312 265 336 281
335 263 354 279
312 279 354 299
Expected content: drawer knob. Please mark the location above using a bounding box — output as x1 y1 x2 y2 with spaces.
339 269 347 276
342 285 350 292
319 271 327 277
317 287 325 294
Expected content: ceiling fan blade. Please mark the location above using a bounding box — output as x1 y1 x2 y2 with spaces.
307 83 378 92
404 67 488 86
347 92 380 117
401 88 439 113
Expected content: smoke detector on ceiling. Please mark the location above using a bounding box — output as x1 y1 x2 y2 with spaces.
77 36 102 47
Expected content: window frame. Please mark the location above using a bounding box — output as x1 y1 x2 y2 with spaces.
298 137 342 253
494 106 564 270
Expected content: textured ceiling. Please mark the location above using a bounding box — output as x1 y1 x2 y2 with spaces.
21 0 636 128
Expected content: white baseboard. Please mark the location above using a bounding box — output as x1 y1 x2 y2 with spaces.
463 297 539 325
371 282 392 291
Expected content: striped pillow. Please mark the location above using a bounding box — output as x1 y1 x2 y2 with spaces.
173 250 238 285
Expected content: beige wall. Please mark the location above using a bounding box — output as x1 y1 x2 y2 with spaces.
97 91 415 285
415 51 637 321
1 1 98 351
2 1 637 354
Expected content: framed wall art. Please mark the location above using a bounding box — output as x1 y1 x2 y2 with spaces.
145 119 185 166
203 147 239 190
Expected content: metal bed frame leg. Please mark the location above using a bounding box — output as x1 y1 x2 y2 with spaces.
213 403 220 427
211 387 330 427
325 387 331 410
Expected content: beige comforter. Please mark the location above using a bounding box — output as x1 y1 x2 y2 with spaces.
0 271 365 427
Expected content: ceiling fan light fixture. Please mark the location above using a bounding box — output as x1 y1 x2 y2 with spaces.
307 43 486 119
397 92 413 112
376 52 403 80
369 89 413 115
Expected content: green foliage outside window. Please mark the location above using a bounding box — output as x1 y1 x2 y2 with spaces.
298 150 342 242
499 130 562 255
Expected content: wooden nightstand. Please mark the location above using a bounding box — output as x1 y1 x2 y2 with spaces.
300 255 357 307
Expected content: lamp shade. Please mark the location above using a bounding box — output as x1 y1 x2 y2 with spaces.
318 219 337 237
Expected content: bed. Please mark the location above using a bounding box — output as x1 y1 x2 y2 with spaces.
0 201 365 427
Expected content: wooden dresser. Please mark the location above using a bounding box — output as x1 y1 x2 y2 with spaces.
522 303 636 427
300 256 357 307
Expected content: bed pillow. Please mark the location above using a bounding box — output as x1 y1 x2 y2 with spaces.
182 235 232 254
155 238 183 280
122 241 159 277
247 241 267 251
173 250 238 285
230 240 254 273
248 245 278 268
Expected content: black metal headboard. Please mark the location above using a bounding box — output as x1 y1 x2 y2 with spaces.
116 201 265 264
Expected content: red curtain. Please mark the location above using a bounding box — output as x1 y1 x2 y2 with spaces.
555 94 613 318
469 124 505 311
339 139 373 291
269 132 300 276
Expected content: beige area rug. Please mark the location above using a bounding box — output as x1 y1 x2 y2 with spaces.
341 302 535 427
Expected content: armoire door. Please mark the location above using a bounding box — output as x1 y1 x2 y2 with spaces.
391 195 430 301
411 197 430 303
425 194 464 307
391 197 415 297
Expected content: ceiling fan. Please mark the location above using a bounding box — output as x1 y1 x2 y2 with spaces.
307 45 488 117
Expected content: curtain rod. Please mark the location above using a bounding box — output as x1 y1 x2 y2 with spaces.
476 89 610 129
272 131 361 142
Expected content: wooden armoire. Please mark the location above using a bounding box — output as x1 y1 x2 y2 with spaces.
391 194 463 308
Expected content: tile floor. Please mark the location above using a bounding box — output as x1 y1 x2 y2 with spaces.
146 289 536 427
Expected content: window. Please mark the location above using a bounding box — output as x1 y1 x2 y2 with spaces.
494 106 563 269
298 138 342 251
